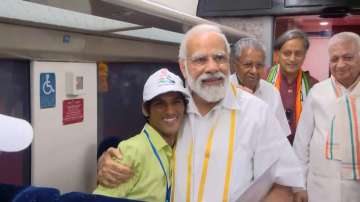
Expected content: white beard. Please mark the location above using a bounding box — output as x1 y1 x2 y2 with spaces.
185 65 228 103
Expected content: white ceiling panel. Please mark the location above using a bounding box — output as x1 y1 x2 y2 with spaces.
0 0 139 31
114 27 184 43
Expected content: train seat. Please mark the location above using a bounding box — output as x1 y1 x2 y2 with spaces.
11 185 60 202
61 192 142 202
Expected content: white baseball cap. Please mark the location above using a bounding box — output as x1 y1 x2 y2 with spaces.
143 68 189 103
0 114 33 152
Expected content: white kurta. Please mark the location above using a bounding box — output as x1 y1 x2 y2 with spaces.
293 78 360 202
173 84 304 202
230 74 291 136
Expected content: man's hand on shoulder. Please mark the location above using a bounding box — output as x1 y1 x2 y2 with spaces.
97 147 133 188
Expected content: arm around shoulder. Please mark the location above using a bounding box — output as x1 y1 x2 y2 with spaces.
96 141 135 188
94 142 140 197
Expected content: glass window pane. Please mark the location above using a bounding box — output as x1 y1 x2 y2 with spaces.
0 59 31 186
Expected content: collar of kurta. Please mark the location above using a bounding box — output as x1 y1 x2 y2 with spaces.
255 80 267 96
233 73 261 93
143 123 172 152
229 73 265 95
331 75 360 97
186 81 241 116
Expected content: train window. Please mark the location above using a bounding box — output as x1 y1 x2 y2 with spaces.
97 62 182 150
198 0 272 12
285 0 339 7
274 15 360 81
0 59 31 185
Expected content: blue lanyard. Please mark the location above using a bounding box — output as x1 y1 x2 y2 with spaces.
144 129 171 202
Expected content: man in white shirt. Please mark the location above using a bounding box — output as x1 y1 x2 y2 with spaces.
97 24 304 202
229 38 290 136
293 32 360 202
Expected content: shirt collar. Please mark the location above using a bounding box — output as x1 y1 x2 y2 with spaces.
255 80 265 96
331 75 360 93
347 75 360 91
277 64 302 85
143 123 172 152
229 74 260 94
186 80 241 116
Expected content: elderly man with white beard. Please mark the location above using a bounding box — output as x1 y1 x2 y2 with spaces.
97 24 304 202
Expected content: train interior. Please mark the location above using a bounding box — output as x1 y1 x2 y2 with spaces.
0 0 359 200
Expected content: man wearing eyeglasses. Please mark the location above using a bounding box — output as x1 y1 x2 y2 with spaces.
230 38 290 137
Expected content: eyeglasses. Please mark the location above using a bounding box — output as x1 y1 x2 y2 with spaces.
188 52 228 66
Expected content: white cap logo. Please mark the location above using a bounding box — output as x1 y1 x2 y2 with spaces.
142 68 189 103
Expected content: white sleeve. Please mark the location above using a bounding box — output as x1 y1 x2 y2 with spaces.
254 105 305 188
274 90 291 136
293 92 315 190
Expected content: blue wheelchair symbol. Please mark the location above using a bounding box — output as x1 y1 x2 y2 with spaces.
40 73 56 108
42 74 55 95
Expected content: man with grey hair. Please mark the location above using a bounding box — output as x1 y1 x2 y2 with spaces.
97 24 304 202
267 29 318 144
230 38 290 136
293 32 360 202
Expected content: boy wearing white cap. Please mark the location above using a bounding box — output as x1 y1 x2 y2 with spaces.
94 68 188 202
0 114 33 152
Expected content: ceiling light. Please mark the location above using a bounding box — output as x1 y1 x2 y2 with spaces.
320 21 329 26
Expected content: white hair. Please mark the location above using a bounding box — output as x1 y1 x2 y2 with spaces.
232 37 266 65
328 32 360 52
184 62 227 102
178 24 231 59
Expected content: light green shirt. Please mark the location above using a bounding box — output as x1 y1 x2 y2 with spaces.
94 123 173 202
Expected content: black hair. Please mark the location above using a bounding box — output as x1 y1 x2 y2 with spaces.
274 29 309 51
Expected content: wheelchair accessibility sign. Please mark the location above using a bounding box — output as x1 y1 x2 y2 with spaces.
40 73 56 108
